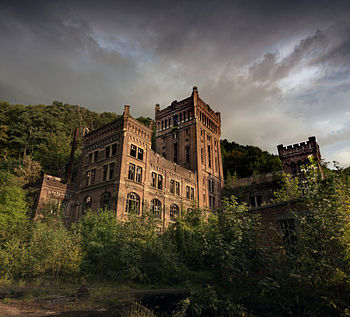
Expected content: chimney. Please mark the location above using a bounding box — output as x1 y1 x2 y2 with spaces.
66 128 79 184
155 104 160 112
149 120 154 129
123 105 130 117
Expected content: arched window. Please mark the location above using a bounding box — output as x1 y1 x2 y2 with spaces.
126 192 140 214
82 195 92 213
100 192 111 210
170 204 179 222
150 199 162 219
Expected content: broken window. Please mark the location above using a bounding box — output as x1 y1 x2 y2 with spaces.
105 146 110 158
126 192 140 214
130 144 137 157
128 163 135 181
136 166 142 183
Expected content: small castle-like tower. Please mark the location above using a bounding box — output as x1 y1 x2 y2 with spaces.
277 136 322 176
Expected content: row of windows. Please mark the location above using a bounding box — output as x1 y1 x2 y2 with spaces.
157 110 193 131
127 164 195 200
199 111 218 133
86 143 117 164
85 162 115 186
83 192 192 222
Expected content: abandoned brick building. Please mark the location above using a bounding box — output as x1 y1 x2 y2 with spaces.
36 87 224 228
36 86 323 238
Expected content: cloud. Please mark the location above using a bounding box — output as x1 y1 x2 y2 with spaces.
1 0 350 165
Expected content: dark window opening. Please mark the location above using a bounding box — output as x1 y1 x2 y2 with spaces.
88 153 93 164
91 169 96 185
175 181 180 195
109 163 115 180
103 165 108 181
173 114 179 126
100 191 111 210
112 144 117 156
94 151 99 162
85 171 90 186
136 166 142 183
157 174 163 189
105 146 110 158
185 146 190 163
170 179 175 194
174 143 178 163
170 204 179 222
128 163 135 181
150 199 162 219
126 192 140 214
208 145 211 168
130 144 137 157
138 148 144 160
151 172 157 188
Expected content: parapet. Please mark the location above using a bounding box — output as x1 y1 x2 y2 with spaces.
277 136 318 157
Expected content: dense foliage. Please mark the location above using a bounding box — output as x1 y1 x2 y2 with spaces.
1 162 350 315
221 138 282 179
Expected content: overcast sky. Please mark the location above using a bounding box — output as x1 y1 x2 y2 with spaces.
1 0 350 166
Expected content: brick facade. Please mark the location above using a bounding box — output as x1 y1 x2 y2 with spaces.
36 87 224 229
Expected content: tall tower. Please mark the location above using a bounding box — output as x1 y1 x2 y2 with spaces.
155 86 224 209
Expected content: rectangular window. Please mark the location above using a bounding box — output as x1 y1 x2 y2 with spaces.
128 163 135 181
151 172 157 188
136 166 142 183
130 144 137 157
201 148 203 162
103 165 108 181
191 188 194 200
85 171 90 186
109 163 115 180
88 153 93 164
257 195 262 207
175 181 180 195
91 169 96 185
94 151 99 162
186 186 190 199
112 143 117 156
185 147 190 163
157 174 163 189
209 196 215 208
174 143 178 163
208 145 212 168
105 146 110 158
170 179 175 194
137 148 144 160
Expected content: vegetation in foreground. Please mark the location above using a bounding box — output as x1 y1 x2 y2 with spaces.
1 161 350 316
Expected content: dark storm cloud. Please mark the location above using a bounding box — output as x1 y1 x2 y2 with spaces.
1 0 350 164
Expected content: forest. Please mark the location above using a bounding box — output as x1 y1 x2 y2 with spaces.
1 101 350 316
